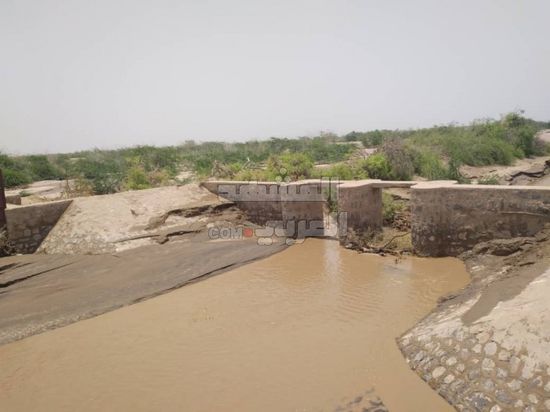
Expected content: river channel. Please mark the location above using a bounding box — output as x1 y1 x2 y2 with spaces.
0 239 469 411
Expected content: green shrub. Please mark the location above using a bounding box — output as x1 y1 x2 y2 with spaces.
345 130 395 147
26 155 63 180
408 121 520 167
2 168 32 187
266 152 314 181
502 112 538 156
147 169 170 187
360 153 392 180
125 166 151 190
380 138 415 180
414 151 448 180
449 137 516 166
312 162 368 180
210 160 235 179
178 136 354 177
90 174 122 194
0 111 546 192
233 168 267 181
382 192 403 224
0 153 33 187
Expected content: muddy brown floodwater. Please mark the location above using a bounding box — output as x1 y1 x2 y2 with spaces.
0 239 469 412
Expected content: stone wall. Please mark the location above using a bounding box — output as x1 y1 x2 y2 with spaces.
236 201 283 225
338 181 383 236
5 194 21 205
202 179 397 240
6 200 72 254
411 183 550 256
204 180 550 256
280 181 328 223
201 181 283 225
201 181 332 232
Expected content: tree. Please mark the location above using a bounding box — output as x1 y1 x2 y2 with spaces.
380 138 414 180
361 153 392 179
266 152 313 181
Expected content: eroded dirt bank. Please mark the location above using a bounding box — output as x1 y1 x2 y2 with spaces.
399 226 550 411
460 156 550 186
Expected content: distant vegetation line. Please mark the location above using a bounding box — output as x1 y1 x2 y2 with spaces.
1 112 549 194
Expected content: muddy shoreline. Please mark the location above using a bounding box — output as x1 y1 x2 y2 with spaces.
0 234 287 346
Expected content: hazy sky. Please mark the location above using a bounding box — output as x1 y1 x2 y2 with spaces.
1 0 549 154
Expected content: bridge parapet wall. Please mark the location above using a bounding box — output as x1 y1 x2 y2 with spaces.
6 200 73 254
203 180 550 257
411 183 550 256
202 179 387 237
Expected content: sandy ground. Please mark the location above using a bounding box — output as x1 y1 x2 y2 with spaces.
5 180 71 206
538 130 550 143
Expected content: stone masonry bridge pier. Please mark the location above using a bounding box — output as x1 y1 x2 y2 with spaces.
202 179 414 241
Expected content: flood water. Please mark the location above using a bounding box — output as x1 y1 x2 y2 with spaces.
0 239 469 411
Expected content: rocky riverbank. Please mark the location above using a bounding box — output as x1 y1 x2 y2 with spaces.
398 226 550 411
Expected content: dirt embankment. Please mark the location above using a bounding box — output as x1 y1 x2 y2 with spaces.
399 226 550 411
5 180 71 205
38 184 242 254
461 156 550 186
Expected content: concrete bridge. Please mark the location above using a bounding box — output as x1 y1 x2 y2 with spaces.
202 179 550 256
4 179 550 257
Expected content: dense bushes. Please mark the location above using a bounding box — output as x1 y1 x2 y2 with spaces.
2 168 32 187
412 151 448 180
0 154 32 187
312 163 367 180
0 135 355 191
26 156 63 180
265 152 314 181
361 154 391 179
179 137 355 176
0 153 65 187
0 112 547 191
347 113 546 169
